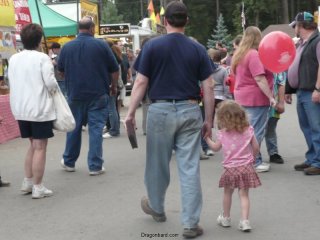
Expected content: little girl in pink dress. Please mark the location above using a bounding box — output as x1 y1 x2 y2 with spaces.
205 100 261 232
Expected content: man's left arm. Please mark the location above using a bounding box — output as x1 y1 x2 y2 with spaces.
124 73 149 129
276 84 285 113
201 76 214 139
127 68 132 83
312 41 320 103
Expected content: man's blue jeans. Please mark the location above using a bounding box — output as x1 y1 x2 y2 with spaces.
296 90 320 168
244 106 269 166
265 117 280 156
145 102 203 228
106 95 120 136
63 94 108 171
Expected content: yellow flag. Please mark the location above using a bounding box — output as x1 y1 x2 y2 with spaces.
160 6 165 16
150 11 156 31
150 11 156 23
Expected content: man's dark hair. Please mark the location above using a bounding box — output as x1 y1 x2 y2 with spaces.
298 21 318 30
165 1 188 28
78 17 95 30
51 42 61 49
20 24 43 50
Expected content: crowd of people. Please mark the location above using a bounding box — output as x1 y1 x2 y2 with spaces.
1 0 320 238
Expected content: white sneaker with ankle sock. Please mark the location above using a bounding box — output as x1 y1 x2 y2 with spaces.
21 178 33 193
238 219 252 232
217 214 231 227
32 184 53 199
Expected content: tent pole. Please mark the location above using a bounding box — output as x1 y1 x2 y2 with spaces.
77 0 80 34
34 0 49 54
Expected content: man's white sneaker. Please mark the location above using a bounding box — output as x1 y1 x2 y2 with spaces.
200 152 209 160
102 132 113 139
89 167 105 176
217 214 231 227
61 159 75 172
238 220 252 232
32 185 53 199
205 149 214 156
255 162 270 173
21 178 33 193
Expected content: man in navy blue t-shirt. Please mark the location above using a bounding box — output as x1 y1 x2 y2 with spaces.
125 1 214 238
58 17 119 176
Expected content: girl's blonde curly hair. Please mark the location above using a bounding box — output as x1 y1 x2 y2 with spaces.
216 100 249 133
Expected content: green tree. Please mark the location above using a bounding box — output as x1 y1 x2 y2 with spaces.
184 0 214 46
207 13 232 49
115 0 163 25
100 0 124 24
115 0 143 25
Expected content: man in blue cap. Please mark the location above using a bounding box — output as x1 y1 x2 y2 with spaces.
287 11 320 175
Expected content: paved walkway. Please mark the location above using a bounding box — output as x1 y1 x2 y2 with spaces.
0 97 319 240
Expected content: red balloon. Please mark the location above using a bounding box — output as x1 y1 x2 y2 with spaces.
258 31 296 73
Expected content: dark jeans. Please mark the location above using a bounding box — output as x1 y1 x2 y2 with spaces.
296 90 320 168
200 99 223 152
63 94 108 171
106 95 120 136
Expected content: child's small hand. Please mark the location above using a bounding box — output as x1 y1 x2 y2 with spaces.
205 137 222 152
270 97 277 107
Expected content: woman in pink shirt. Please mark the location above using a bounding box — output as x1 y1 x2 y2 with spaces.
206 100 261 232
231 26 275 172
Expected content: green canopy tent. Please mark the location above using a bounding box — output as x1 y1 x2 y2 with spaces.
28 0 77 37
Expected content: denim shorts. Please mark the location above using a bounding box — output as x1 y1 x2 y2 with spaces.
18 120 54 139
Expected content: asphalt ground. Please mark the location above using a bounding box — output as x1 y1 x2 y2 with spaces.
0 96 319 240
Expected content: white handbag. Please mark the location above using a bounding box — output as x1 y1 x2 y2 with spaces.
52 87 75 132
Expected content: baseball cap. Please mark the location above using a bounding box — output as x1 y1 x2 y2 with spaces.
289 11 314 28
164 1 188 20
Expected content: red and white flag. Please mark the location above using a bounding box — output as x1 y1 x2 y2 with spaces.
14 0 32 34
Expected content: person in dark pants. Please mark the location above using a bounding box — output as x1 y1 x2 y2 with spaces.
265 72 286 164
51 42 66 96
201 49 229 158
125 2 214 238
58 17 119 176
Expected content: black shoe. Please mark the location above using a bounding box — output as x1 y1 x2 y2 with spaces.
269 154 284 164
0 177 10 187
